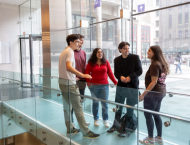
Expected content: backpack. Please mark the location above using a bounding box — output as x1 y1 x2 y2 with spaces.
114 113 138 134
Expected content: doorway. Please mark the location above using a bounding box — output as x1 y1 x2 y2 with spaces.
20 35 42 86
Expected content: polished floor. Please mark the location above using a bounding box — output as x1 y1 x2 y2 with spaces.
0 133 42 145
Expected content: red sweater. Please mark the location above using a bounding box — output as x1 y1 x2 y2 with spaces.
85 60 117 85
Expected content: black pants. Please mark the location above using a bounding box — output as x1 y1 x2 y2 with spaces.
113 87 138 127
71 88 85 123
144 92 164 138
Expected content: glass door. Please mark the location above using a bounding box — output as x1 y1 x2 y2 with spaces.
20 35 42 87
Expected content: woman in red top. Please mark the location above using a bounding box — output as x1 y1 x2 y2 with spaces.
85 48 117 128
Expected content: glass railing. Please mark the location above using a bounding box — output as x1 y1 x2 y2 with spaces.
0 70 190 145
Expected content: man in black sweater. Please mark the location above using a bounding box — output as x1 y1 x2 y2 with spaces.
107 41 142 137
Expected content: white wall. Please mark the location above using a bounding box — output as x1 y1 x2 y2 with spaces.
0 3 20 72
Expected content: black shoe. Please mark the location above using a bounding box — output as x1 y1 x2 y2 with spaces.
67 127 80 135
83 131 100 139
118 132 130 138
107 126 116 133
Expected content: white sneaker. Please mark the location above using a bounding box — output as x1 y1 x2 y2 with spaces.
86 122 90 126
94 120 99 126
103 120 110 128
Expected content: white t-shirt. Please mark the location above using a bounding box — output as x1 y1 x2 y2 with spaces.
59 46 76 85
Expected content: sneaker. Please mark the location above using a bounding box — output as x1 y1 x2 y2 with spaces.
86 122 90 126
154 136 164 145
103 120 110 128
83 131 100 139
107 126 116 133
94 120 99 126
67 127 80 135
139 137 155 145
118 132 130 138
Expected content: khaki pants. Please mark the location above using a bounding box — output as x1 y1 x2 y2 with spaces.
59 84 89 135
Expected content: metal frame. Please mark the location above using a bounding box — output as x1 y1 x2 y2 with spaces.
0 101 4 141
19 35 42 87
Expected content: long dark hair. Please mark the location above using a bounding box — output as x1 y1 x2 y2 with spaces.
88 48 107 66
150 45 170 75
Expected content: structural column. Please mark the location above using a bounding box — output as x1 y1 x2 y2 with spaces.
66 0 72 35
116 5 121 56
41 0 51 69
95 0 102 48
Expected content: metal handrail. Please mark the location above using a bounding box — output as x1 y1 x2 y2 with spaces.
36 74 190 97
1 76 190 123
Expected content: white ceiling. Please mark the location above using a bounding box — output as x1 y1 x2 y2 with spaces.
0 0 28 5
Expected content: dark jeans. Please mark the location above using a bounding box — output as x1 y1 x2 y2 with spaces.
113 87 138 127
71 88 85 123
144 92 164 138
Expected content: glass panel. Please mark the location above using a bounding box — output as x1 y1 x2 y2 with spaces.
14 72 34 88
90 19 125 68
0 101 3 139
2 78 26 138
36 78 71 144
31 0 42 34
69 81 138 144
20 0 32 35
133 0 190 14
135 6 190 94
13 80 37 136
20 38 31 75
31 36 43 75
65 0 81 29
138 90 190 145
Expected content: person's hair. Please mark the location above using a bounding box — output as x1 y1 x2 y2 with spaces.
78 34 85 39
66 34 79 45
150 45 170 75
118 41 130 53
88 48 107 66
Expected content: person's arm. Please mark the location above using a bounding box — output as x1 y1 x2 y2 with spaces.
66 61 91 79
139 63 159 101
128 55 143 81
139 76 158 101
114 58 122 80
107 61 117 84
114 58 127 83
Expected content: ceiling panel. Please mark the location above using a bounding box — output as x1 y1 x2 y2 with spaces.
0 0 28 6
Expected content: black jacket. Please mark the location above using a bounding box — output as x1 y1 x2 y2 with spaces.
114 54 143 89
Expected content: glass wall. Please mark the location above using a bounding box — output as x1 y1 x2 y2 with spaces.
15 0 190 144
46 0 190 92
20 0 42 35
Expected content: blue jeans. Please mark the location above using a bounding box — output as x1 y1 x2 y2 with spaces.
175 64 182 73
89 85 109 121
